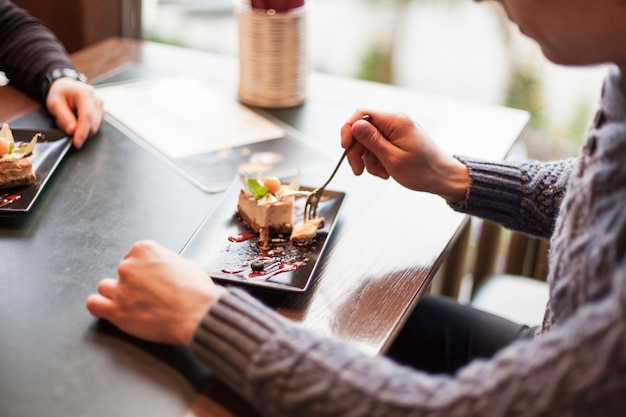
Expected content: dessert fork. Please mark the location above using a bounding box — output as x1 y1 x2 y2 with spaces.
303 115 370 222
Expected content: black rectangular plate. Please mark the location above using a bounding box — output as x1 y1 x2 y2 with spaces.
0 129 71 215
181 178 344 292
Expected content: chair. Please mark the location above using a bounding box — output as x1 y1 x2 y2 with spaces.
435 217 550 325
471 273 548 325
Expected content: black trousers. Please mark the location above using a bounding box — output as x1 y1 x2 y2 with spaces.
386 294 536 375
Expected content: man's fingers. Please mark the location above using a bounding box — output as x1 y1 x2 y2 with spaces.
72 97 101 148
72 121 90 149
346 150 365 176
85 293 117 319
363 151 390 179
52 103 77 134
352 119 392 155
87 278 119 319
97 278 118 298
346 139 367 175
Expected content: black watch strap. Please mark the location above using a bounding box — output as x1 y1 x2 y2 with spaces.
41 68 87 99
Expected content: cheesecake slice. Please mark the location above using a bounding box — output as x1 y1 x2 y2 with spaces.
237 174 326 245
0 158 36 189
237 188 294 236
237 175 297 245
0 124 38 190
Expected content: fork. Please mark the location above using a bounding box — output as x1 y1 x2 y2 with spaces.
303 115 370 222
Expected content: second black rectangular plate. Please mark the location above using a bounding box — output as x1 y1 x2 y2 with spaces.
0 128 71 215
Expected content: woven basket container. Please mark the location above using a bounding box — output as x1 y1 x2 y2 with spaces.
235 1 309 108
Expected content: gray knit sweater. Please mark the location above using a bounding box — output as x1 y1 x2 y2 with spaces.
190 66 626 416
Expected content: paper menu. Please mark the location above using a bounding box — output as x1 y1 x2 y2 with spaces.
95 73 330 193
96 75 286 160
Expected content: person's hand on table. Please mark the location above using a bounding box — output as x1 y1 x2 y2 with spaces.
341 109 470 204
46 77 105 149
86 240 227 346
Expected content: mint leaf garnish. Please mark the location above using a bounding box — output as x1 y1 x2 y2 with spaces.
247 179 269 200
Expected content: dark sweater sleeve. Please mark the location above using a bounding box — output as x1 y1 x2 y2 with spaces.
449 156 576 239
0 0 75 103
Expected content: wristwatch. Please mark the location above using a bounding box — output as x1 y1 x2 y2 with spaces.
41 68 87 99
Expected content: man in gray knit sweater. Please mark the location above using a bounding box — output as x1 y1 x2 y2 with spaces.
87 0 626 415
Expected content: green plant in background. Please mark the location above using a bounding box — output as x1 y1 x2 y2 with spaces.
356 0 411 84
505 64 545 132
502 53 592 158
144 33 188 48
357 42 394 83
357 0 459 84
567 99 594 147
505 64 594 159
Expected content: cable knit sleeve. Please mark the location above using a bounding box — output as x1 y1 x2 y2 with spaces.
0 0 75 103
449 156 576 239
190 282 626 417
